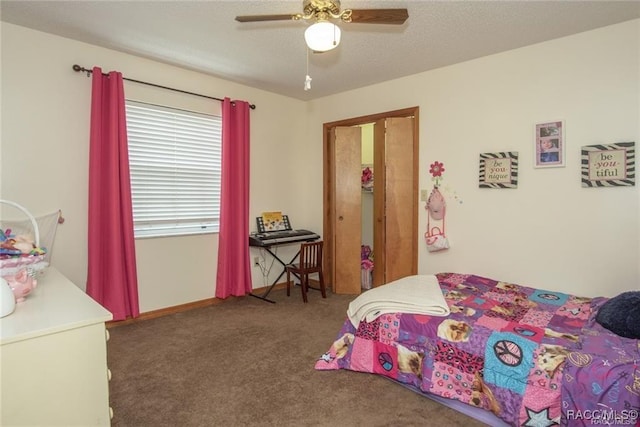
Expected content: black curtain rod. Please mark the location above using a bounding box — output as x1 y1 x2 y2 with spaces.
72 64 256 110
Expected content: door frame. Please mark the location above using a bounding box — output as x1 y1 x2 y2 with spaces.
323 107 420 291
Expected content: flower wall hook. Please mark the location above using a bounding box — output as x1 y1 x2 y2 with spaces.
429 161 445 187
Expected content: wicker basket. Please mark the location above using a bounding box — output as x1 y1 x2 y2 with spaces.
0 200 49 276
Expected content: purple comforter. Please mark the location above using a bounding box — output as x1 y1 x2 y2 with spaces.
315 273 640 426
561 297 640 426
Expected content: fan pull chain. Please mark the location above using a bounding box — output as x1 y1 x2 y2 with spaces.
304 48 312 91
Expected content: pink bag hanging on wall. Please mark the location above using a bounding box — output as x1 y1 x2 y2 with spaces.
425 187 449 252
425 227 449 252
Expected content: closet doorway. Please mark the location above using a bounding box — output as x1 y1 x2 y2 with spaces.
323 107 419 294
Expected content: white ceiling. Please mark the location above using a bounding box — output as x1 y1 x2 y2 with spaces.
1 1 639 101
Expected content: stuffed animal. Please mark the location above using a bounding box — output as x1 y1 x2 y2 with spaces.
0 229 39 255
12 234 36 254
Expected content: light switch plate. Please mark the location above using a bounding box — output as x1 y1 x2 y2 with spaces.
420 189 429 202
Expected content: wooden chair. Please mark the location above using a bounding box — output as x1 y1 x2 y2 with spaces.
286 241 326 303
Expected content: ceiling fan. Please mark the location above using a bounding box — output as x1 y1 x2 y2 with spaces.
236 0 409 52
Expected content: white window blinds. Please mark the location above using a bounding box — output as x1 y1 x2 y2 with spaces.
125 100 222 238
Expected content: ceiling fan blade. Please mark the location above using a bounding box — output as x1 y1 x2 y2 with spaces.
235 14 299 23
348 9 409 25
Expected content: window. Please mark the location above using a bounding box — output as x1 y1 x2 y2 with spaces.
125 100 221 238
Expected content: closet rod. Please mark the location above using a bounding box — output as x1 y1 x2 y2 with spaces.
72 64 256 110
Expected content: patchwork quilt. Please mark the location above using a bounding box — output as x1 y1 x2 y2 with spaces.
315 273 640 426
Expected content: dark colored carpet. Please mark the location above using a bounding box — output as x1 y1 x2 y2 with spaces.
107 287 488 426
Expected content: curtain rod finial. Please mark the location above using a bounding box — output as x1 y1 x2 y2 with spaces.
72 64 92 77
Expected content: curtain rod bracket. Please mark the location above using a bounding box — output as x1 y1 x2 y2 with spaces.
71 64 256 109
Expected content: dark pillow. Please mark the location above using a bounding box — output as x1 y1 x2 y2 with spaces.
595 291 640 339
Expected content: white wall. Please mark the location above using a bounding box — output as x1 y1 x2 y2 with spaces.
2 20 638 316
307 20 640 298
0 23 309 312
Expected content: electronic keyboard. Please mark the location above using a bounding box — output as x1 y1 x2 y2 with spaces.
248 229 320 247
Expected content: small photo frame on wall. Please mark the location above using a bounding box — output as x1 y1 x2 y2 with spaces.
479 152 518 189
581 142 635 187
534 120 565 168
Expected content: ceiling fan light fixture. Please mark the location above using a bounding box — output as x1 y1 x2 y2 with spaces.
304 21 341 52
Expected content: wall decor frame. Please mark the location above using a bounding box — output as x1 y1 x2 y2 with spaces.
581 142 635 187
534 120 565 168
479 152 518 189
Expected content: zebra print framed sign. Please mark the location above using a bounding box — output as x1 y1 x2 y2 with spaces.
479 152 518 189
581 142 635 187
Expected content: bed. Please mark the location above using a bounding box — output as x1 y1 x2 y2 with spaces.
315 273 640 426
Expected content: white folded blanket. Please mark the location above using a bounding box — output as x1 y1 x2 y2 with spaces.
347 274 450 327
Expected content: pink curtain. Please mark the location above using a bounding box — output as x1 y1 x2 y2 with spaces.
86 67 140 320
215 98 253 298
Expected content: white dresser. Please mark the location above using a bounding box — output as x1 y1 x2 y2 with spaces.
0 267 113 426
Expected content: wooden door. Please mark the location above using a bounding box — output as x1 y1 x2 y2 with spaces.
332 126 362 294
373 117 416 287
372 120 386 288
322 107 419 295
